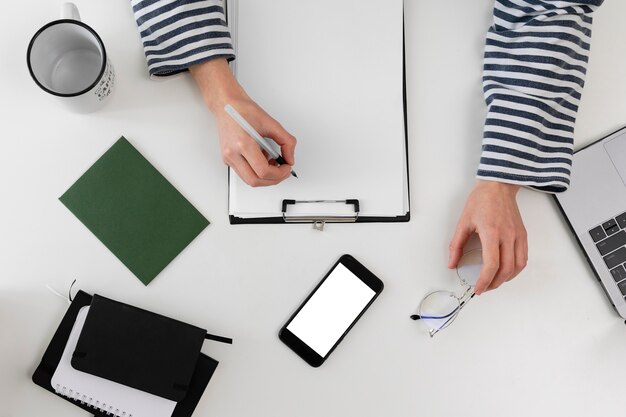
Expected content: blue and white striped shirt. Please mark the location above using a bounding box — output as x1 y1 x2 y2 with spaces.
479 0 604 192
130 0 234 76
131 0 604 193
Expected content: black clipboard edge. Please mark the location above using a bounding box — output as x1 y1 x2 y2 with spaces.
229 212 410 225
551 125 626 317
227 8 410 225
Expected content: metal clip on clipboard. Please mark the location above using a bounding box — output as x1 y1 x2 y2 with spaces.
282 199 360 231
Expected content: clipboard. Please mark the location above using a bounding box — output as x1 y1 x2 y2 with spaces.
225 0 409 229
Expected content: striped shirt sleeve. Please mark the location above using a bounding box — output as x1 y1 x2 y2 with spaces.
478 0 604 193
131 0 235 77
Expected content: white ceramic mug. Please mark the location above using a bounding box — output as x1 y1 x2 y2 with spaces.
27 3 115 113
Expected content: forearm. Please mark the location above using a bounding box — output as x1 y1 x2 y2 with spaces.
189 58 248 114
130 0 235 77
478 0 604 193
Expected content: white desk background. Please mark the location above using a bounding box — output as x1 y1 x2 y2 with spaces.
1 1 625 416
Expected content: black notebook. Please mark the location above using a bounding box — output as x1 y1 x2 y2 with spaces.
32 291 222 417
72 294 207 401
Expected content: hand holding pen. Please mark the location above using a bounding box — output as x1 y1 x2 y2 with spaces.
189 59 297 187
225 104 298 179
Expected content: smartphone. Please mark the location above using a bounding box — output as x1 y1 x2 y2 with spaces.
279 254 384 367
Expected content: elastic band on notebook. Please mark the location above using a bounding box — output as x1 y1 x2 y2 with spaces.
68 279 77 302
205 333 233 344
45 279 78 305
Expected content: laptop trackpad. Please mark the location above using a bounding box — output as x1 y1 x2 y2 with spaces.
605 134 626 188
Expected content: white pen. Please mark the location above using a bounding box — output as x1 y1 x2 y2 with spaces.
224 104 298 178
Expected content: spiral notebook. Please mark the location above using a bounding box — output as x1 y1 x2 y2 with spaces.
50 306 177 417
32 290 221 417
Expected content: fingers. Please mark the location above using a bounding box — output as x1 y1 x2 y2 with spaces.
262 119 297 165
474 232 500 295
508 234 528 282
481 231 528 292
261 150 280 166
488 240 515 291
448 222 472 269
230 154 286 187
217 98 298 187
451 181 530 295
239 137 292 182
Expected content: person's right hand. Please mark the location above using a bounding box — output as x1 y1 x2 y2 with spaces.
214 98 296 187
190 58 297 187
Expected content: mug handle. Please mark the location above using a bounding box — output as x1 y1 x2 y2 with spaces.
61 2 81 21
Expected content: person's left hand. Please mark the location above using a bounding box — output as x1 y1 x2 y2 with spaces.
448 180 528 295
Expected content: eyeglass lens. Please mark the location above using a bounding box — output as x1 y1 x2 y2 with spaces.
417 290 460 332
412 249 483 335
456 249 483 287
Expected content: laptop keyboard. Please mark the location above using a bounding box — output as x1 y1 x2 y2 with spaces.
589 212 626 298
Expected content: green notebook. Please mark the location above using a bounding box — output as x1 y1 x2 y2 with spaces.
60 137 209 285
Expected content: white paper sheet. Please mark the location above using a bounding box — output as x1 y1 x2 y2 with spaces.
229 0 407 218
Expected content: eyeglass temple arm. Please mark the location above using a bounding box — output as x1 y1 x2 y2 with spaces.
411 310 456 320
410 291 475 321
426 292 476 337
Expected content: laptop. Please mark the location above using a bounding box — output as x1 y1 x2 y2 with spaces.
555 126 626 319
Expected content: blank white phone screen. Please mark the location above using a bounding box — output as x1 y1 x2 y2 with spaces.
287 263 376 357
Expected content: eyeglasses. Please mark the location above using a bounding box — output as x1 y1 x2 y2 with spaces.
410 249 482 337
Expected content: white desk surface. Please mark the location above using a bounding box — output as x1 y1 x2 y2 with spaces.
2 1 626 416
